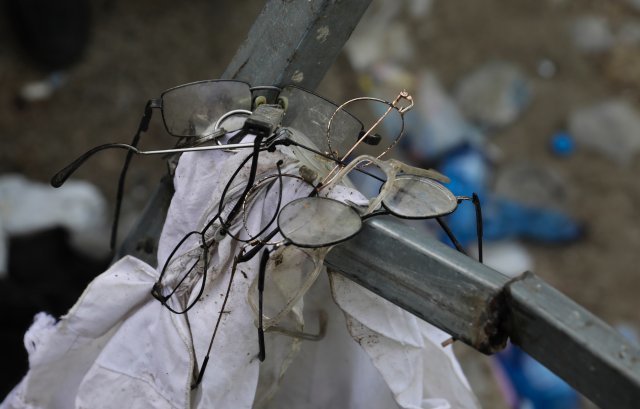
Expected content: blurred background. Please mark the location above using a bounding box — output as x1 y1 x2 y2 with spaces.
0 0 639 407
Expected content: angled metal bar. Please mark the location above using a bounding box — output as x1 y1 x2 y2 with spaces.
326 218 640 408
505 272 640 409
115 175 174 262
118 0 372 263
325 217 511 353
223 0 371 89
116 0 640 406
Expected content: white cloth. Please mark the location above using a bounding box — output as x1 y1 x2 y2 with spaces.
1 134 478 409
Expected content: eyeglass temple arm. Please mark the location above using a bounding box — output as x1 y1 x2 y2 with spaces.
111 101 154 249
50 101 154 189
50 143 142 188
435 217 468 256
267 310 328 341
257 248 269 362
219 106 282 232
50 140 268 188
456 194 484 263
193 252 242 389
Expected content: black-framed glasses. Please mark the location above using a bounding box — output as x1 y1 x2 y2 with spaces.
139 87 480 387
50 79 375 250
153 79 257 138
275 152 482 255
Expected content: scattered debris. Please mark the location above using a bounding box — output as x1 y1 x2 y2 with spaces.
605 45 640 89
549 131 575 157
0 174 109 275
344 2 414 70
569 99 640 165
399 70 484 162
17 72 67 104
470 241 534 278
569 16 615 54
536 59 557 79
627 0 640 13
617 22 640 46
494 162 569 210
454 61 532 129
494 344 580 409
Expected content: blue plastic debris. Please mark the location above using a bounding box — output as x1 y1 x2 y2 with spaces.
550 131 575 157
494 344 580 409
437 145 583 247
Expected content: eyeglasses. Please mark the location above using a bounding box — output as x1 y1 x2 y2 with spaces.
151 133 284 316
153 80 372 154
141 87 483 389
246 148 483 350
51 79 380 251
154 79 257 138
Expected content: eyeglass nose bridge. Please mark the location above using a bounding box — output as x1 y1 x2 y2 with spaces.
249 85 282 107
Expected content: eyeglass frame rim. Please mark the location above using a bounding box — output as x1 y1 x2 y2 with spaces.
247 244 327 331
379 174 459 220
277 195 364 249
146 79 365 138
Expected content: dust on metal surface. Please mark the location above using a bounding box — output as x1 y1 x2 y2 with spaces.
326 217 510 353
506 272 640 409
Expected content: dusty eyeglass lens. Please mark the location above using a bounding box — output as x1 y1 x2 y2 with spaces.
161 80 252 137
278 197 362 247
382 174 457 218
152 230 208 314
278 86 364 157
241 173 314 243
251 245 320 330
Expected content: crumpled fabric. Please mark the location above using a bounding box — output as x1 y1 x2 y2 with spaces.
1 132 478 409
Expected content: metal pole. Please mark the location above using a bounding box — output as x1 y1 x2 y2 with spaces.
117 0 372 263
506 272 640 408
117 1 640 406
326 218 640 408
223 0 372 89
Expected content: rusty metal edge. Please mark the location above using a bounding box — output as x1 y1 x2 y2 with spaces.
325 217 511 353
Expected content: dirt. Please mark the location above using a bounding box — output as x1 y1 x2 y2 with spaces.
1 0 638 407
418 0 640 326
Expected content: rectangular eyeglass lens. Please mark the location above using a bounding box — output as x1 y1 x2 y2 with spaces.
162 81 252 137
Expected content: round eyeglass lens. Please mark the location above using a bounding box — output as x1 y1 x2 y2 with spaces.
278 86 364 158
330 96 405 162
382 174 457 218
278 197 362 247
161 80 252 137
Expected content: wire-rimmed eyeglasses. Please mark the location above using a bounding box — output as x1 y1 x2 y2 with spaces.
51 79 382 250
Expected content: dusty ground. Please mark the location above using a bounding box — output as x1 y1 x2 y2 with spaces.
1 0 638 407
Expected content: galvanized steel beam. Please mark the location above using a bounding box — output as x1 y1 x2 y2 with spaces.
117 1 640 406
325 217 510 353
222 0 371 89
326 218 640 408
505 272 640 408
